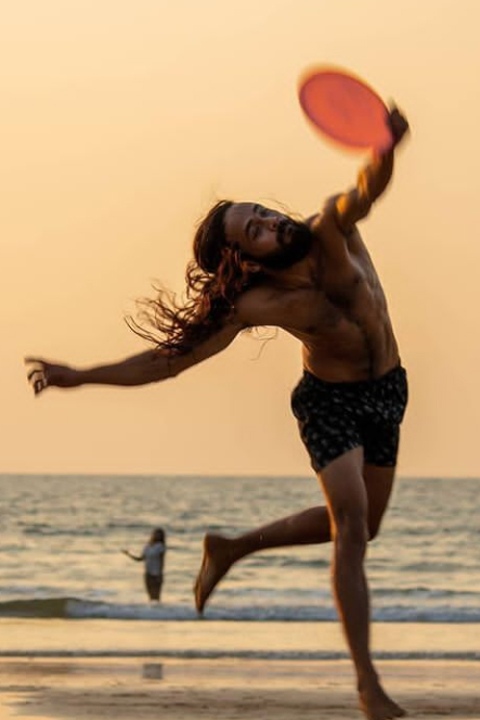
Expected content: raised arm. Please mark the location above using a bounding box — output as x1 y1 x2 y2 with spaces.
332 107 409 232
25 320 243 396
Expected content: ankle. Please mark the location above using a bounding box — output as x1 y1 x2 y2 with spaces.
357 669 379 693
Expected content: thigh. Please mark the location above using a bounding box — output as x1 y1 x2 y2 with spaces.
318 450 396 539
318 447 368 530
363 464 397 538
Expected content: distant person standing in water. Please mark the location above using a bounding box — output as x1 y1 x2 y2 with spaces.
123 527 166 602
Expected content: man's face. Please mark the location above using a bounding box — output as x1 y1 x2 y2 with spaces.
224 202 312 270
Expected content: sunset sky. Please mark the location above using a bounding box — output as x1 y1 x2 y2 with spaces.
2 0 480 477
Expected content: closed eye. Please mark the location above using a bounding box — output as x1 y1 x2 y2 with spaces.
254 207 273 238
245 205 271 241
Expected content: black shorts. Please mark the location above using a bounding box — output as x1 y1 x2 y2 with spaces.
291 365 408 472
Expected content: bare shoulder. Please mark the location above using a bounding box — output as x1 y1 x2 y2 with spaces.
235 285 287 329
307 198 354 265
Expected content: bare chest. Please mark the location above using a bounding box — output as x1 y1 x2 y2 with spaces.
280 287 348 336
281 253 382 337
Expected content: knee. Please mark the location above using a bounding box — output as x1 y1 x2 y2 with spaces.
333 510 369 550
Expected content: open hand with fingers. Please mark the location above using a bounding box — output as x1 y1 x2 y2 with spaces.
25 357 82 396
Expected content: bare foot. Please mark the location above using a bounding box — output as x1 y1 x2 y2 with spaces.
359 683 406 720
193 534 237 614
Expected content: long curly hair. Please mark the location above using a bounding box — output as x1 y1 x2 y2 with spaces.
127 200 263 354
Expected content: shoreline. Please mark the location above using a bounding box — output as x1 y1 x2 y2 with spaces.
0 619 478 660
1 657 479 720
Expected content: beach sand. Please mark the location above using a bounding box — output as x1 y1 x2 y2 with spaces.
1 657 478 720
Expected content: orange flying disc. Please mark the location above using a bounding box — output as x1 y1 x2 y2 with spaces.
298 67 393 152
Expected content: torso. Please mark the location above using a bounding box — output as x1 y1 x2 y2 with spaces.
144 542 165 577
236 206 400 382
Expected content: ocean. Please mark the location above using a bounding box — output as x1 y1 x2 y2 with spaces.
0 474 478 662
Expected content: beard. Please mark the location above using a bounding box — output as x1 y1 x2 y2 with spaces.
257 218 313 270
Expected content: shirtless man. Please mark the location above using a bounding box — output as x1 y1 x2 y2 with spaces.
26 106 409 720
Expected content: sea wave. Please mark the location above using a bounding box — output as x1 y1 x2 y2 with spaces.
1 597 480 623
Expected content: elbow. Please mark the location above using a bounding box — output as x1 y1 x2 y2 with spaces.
164 350 196 380
145 352 172 384
147 353 183 383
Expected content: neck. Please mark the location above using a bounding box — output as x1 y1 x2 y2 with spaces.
262 256 316 290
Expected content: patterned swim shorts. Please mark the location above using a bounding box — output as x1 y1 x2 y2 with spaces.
291 365 408 472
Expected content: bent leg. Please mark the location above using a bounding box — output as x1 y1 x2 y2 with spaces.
194 505 331 612
194 463 396 613
319 449 404 720
194 464 397 613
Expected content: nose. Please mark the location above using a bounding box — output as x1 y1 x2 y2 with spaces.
262 216 278 231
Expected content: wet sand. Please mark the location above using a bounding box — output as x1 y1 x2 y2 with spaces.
1 657 478 720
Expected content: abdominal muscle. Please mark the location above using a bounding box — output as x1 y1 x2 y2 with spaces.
290 308 400 383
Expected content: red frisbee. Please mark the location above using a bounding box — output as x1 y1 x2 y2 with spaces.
298 67 393 152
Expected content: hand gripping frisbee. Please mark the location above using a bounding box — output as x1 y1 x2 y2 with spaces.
298 66 393 152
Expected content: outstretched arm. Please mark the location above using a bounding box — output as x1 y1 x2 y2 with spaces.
25 321 243 396
333 107 409 232
122 549 144 562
